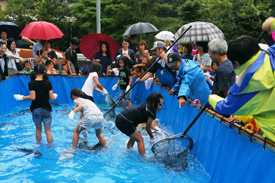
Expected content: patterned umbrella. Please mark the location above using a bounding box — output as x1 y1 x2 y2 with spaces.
174 21 224 44
123 22 158 36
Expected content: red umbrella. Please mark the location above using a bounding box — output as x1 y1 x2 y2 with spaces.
79 33 120 61
20 21 63 40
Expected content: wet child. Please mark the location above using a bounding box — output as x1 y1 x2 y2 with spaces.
115 92 163 156
82 62 108 102
68 88 106 151
22 61 33 74
112 56 132 109
14 63 58 145
46 59 57 75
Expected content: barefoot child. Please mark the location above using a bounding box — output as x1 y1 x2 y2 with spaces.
112 56 132 109
115 92 163 156
14 63 58 145
82 62 108 102
68 88 106 151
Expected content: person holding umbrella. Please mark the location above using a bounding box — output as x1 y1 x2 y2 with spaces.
93 41 112 75
115 37 135 69
0 22 21 42
164 39 172 54
35 40 57 65
129 35 138 54
180 43 194 60
194 41 212 72
0 31 7 44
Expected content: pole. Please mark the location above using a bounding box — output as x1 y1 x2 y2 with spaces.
96 0 101 33
58 57 62 75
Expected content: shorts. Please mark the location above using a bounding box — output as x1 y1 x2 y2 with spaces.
119 89 132 100
79 114 103 130
115 114 136 136
32 108 52 125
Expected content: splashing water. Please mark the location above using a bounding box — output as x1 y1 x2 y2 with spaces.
0 102 210 182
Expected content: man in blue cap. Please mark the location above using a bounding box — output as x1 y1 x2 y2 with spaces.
167 52 210 107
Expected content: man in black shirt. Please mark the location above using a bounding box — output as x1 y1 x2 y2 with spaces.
65 37 79 75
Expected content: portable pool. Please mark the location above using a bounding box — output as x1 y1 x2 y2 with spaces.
0 75 275 183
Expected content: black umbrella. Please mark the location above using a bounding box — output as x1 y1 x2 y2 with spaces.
0 21 21 40
123 22 158 36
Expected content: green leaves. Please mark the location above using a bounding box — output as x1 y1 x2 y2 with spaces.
2 0 274 50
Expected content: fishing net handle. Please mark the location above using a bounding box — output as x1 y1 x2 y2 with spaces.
104 25 192 117
181 71 235 137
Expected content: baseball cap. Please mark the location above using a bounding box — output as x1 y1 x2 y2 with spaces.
150 41 166 51
167 53 180 67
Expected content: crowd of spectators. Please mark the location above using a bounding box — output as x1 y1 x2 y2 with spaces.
1 16 275 141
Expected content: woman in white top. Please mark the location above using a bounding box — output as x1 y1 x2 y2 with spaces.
82 62 108 102
6 38 26 75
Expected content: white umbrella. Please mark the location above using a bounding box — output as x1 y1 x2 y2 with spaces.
155 31 174 41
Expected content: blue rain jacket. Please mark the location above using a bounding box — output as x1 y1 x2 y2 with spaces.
172 59 211 105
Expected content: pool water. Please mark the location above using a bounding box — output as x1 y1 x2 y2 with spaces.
0 101 210 183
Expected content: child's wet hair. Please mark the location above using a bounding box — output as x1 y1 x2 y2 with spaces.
146 92 163 112
30 63 48 81
34 63 46 74
70 88 89 100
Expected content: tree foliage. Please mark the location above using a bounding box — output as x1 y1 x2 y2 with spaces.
2 0 274 51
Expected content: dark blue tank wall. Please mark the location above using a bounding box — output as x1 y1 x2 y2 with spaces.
1 75 275 183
